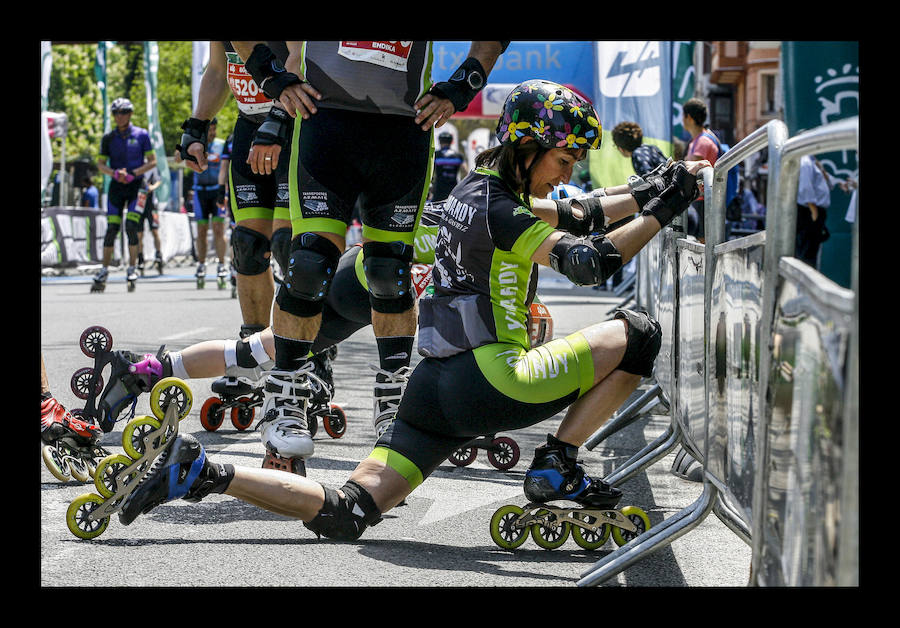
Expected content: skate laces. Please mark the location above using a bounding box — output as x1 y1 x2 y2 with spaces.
257 363 321 431
369 364 412 434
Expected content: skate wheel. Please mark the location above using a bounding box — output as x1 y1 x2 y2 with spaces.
80 326 113 358
69 457 93 483
611 506 651 547
94 453 138 498
121 416 163 460
487 436 520 471
70 367 103 400
42 445 71 482
149 377 193 422
323 404 346 438
66 493 110 540
448 445 478 467
490 504 529 549
200 397 226 431
230 398 255 430
530 509 570 549
571 511 611 550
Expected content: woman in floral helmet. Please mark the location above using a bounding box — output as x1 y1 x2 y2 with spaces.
114 79 710 548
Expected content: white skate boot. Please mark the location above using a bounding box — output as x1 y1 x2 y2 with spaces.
256 362 326 476
370 364 413 439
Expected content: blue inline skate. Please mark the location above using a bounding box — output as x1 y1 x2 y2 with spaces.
489 434 651 550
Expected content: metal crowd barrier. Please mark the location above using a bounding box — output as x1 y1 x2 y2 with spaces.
578 116 858 586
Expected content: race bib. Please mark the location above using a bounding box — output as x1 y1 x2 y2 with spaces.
338 41 412 72
226 52 272 116
137 191 147 210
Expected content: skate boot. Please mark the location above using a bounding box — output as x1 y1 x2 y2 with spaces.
137 252 145 277
117 433 234 526
307 346 346 439
126 265 138 292
76 345 166 433
41 395 111 483
256 364 318 476
90 267 108 293
489 434 650 551
195 263 206 289
216 263 228 290
154 250 164 275
370 364 412 439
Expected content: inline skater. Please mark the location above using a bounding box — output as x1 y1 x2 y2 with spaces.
223 40 506 475
92 98 157 292
118 79 710 543
136 165 164 275
431 131 468 202
179 117 229 286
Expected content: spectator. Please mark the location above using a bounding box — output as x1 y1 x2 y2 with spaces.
795 154 832 268
81 176 99 208
611 121 668 176
431 131 468 202
682 98 720 241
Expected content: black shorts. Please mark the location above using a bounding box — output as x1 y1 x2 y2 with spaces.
289 107 432 244
106 179 141 221
229 115 292 223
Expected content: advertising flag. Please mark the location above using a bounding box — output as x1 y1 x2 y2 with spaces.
143 41 172 211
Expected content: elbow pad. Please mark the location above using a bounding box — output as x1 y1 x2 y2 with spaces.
548 233 622 286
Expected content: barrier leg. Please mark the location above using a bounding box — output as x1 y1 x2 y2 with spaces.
577 480 718 586
604 418 683 487
585 383 665 450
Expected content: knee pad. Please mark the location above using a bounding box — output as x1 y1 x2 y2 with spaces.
124 219 140 246
103 221 121 247
270 227 292 273
231 225 271 276
613 308 662 378
362 240 415 314
302 480 383 541
275 233 342 317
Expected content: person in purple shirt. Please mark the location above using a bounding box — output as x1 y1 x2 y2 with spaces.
92 98 157 292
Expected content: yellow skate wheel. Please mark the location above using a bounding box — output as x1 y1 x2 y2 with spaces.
530 508 570 549
571 511 611 550
94 453 138 498
611 506 651 547
122 415 163 460
41 445 71 482
149 377 192 422
489 504 529 550
66 493 110 540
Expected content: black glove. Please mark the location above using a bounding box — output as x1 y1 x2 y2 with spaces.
428 56 487 113
244 44 302 100
252 106 293 148
175 118 210 164
216 185 226 205
639 163 699 228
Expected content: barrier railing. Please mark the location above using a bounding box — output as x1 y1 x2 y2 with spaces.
579 117 858 586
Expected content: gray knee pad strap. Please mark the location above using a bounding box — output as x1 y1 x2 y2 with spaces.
613 307 662 377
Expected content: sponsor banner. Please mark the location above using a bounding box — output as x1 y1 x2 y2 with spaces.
589 41 673 187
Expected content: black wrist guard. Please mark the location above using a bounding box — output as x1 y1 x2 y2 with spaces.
429 56 487 112
628 160 672 209
639 164 699 228
244 43 302 100
175 118 210 164
252 106 293 147
216 185 226 205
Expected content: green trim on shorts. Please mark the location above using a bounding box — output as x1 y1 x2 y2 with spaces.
369 446 424 490
125 212 141 223
353 246 368 290
472 332 594 403
291 217 347 237
233 206 274 222
360 224 416 245
107 215 122 225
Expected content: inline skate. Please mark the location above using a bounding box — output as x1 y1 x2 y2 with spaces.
41 396 111 483
256 364 322 476
65 377 194 539
126 265 138 292
448 434 520 471
371 363 412 439
216 263 228 290
195 263 206 289
69 325 180 433
307 346 346 439
137 253 145 277
90 267 108 293
201 325 270 432
489 434 651 550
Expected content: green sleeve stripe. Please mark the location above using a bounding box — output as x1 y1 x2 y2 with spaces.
369 446 424 490
511 221 555 260
144 150 155 157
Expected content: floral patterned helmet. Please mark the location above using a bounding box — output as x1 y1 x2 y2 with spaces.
495 79 602 151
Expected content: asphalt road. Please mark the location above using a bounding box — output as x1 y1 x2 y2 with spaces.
40 264 751 588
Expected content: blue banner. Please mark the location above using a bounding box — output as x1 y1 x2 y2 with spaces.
432 41 596 102
589 41 673 187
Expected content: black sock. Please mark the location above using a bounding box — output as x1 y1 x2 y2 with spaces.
274 335 313 371
376 336 414 374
